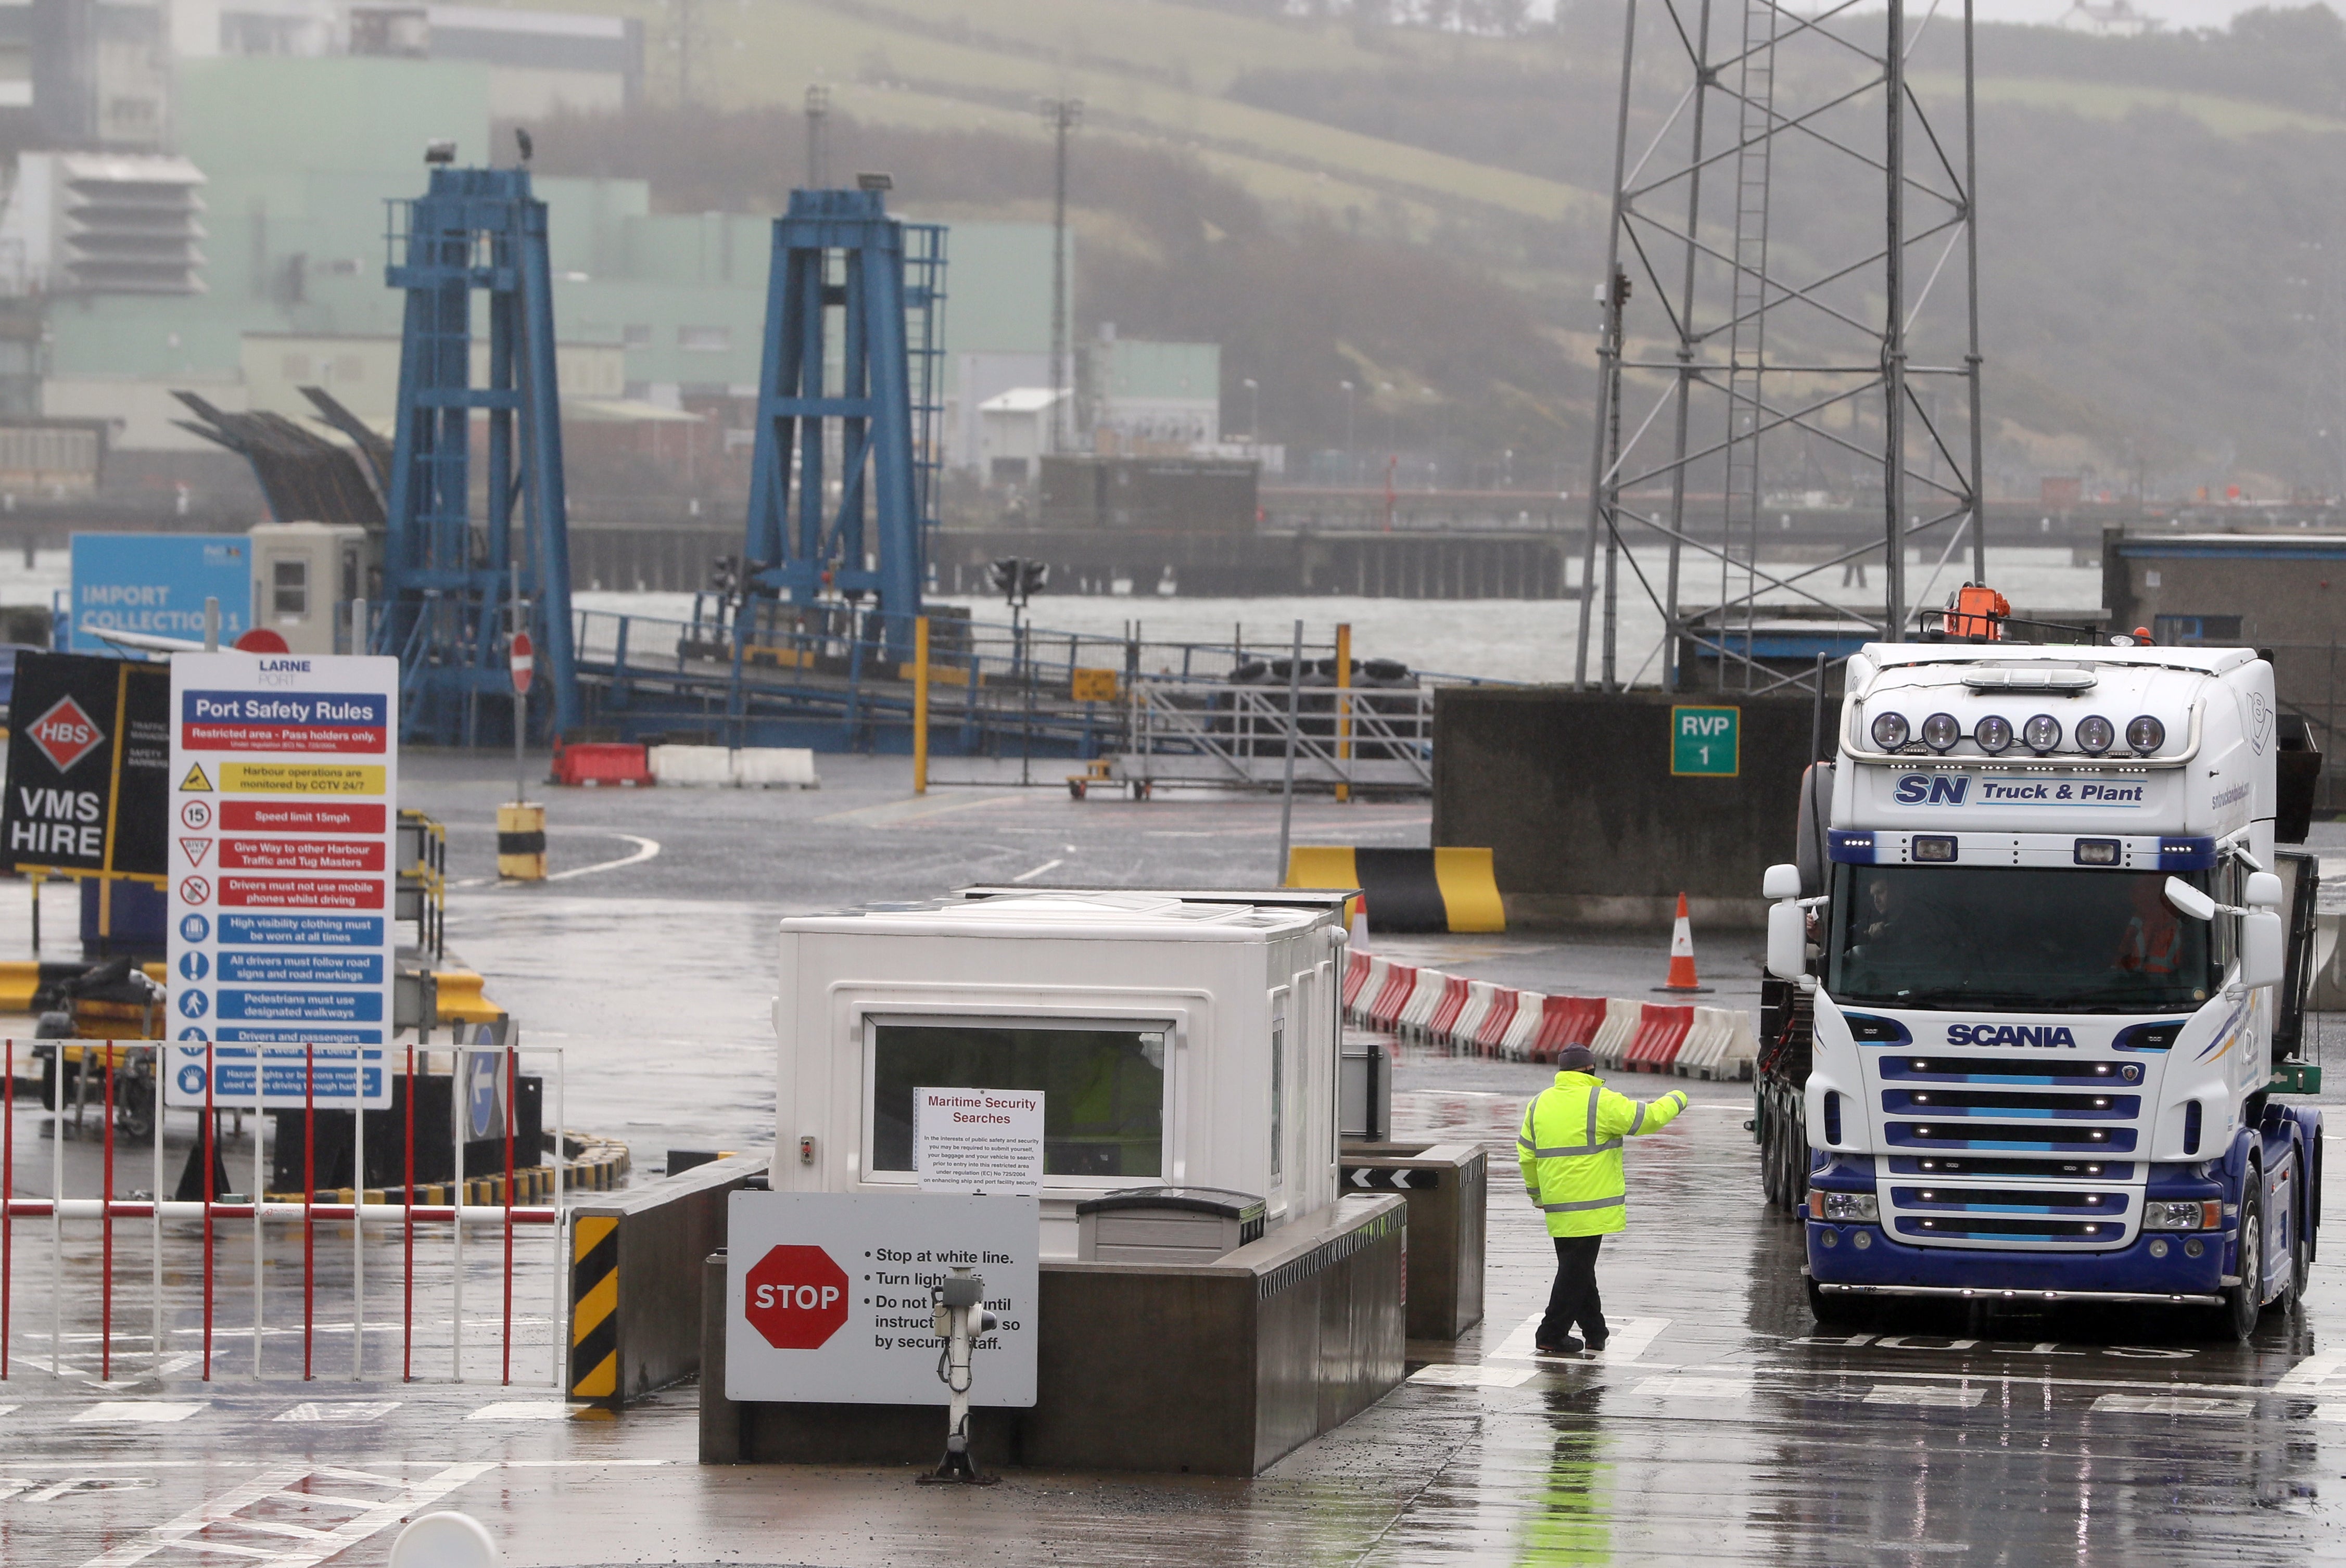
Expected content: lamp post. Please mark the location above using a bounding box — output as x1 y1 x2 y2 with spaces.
1340 379 1355 484
1037 97 1083 456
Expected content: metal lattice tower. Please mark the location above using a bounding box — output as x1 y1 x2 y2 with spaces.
1574 0 1987 693
741 187 946 661
379 163 578 744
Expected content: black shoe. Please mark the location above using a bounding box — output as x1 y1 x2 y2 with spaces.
1534 1336 1585 1357
1582 1337 1609 1353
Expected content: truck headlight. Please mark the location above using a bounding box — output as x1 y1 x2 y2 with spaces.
1807 1190 1880 1223
2142 1199 2221 1231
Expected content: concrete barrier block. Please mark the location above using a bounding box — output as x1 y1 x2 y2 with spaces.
700 1195 1406 1476
570 1152 768 1407
649 745 819 788
1339 1143 1485 1341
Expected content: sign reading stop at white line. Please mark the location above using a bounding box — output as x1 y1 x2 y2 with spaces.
724 1192 1039 1407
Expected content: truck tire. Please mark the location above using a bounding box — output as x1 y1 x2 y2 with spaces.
1760 1099 1782 1207
2221 1186 2264 1344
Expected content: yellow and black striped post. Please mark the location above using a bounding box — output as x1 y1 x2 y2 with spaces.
569 1214 619 1402
497 802 547 881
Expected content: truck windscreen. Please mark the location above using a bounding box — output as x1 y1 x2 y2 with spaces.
1827 863 2216 1013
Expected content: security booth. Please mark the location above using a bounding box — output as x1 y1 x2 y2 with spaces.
769 887 1350 1258
707 884 1410 1476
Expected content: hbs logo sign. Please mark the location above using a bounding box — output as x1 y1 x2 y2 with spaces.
1895 775 1970 805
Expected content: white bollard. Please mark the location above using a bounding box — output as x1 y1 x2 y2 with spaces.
388 1511 502 1568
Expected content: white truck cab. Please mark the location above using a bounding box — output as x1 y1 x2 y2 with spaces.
1761 636 2322 1338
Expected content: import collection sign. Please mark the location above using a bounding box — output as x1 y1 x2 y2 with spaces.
163 652 399 1112
724 1192 1039 1407
69 534 251 654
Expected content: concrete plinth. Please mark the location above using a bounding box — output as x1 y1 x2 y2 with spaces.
700 1194 1407 1476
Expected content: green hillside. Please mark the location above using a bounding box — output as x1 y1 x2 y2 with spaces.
508 0 2346 500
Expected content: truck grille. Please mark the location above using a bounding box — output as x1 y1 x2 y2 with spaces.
1884 1184 2134 1246
1866 1049 2153 1250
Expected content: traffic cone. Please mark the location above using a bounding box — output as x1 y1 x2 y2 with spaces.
1350 895 1371 951
1656 893 1711 993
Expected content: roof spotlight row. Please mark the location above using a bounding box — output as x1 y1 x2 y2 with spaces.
1870 711 2164 757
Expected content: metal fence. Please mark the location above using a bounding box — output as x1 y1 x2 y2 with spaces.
1 1040 568 1388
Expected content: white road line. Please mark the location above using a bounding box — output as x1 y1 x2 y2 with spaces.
1412 1364 1535 1389
1588 1317 1670 1364
2274 1348 2346 1395
1009 858 1065 883
80 1462 494 1568
1633 1376 1754 1401
0 1404 17 1418
1863 1384 1986 1408
272 1402 400 1423
543 833 660 882
466 1400 576 1421
1486 1311 1545 1362
69 1403 204 1424
2091 1394 2251 1416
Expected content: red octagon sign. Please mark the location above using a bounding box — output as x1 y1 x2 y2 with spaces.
742 1244 851 1350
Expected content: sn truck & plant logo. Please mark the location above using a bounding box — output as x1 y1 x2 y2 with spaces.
26 695 105 773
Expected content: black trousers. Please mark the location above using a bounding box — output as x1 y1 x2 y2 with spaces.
1537 1234 1606 1347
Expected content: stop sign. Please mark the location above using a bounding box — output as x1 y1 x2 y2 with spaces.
509 629 535 696
742 1244 852 1350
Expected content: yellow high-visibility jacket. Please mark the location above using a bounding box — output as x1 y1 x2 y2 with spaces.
1518 1070 1688 1236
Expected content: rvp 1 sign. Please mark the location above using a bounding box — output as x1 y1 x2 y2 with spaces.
724 1191 1039 1407
1670 704 1740 777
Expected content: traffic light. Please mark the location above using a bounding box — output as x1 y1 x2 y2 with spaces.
987 557 1049 606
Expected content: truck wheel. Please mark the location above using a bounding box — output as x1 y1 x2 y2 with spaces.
2221 1188 2263 1344
1759 1100 1782 1207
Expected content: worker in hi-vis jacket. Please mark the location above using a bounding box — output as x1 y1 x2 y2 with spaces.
1517 1043 1689 1355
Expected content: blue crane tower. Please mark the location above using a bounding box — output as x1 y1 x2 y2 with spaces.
739 185 945 661
377 159 578 744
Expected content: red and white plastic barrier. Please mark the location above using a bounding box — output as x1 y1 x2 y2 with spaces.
1347 975 1753 1081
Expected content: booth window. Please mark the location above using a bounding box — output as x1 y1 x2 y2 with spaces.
272 558 308 616
868 1019 1165 1178
1269 1019 1284 1183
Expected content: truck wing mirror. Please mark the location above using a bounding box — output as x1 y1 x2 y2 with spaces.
1767 899 1807 980
2244 871 2284 910
2163 876 2217 923
1763 862 1803 901
2240 909 2285 989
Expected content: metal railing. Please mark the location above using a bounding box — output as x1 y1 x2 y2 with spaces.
569 600 1510 777
1 1039 569 1388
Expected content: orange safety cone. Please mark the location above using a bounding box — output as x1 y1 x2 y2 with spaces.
1350 895 1371 952
1656 892 1711 993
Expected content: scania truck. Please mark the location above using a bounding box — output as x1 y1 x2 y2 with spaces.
1756 615 2324 1338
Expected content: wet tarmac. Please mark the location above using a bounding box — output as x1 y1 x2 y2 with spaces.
2 753 2342 1564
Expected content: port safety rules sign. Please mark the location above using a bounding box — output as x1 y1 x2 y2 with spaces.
162 653 400 1112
